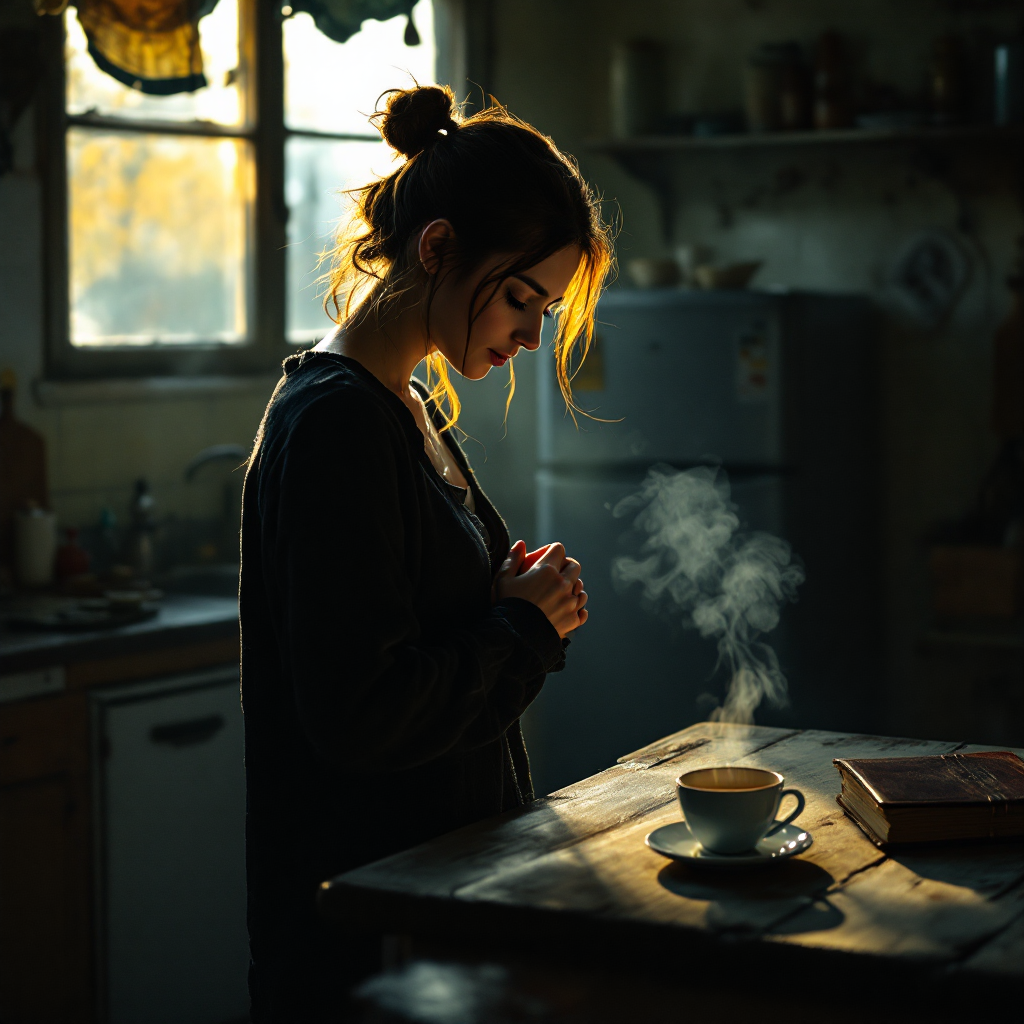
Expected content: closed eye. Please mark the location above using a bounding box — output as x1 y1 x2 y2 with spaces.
504 290 527 312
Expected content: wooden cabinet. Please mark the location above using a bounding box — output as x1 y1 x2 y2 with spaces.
0 633 238 1024
0 694 93 1024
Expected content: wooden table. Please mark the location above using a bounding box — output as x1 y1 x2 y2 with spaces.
320 724 1024 1023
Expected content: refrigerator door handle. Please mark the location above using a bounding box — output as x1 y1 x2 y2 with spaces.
149 714 225 748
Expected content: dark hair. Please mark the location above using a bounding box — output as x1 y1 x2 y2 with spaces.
324 84 614 426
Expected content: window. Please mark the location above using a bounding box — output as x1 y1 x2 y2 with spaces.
283 4 435 343
41 0 436 378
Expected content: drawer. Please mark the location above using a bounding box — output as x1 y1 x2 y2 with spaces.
0 693 89 785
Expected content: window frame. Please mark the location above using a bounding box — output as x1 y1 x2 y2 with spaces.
38 1 394 380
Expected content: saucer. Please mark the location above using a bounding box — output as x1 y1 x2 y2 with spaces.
645 820 813 868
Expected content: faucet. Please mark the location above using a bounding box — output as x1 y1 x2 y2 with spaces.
184 445 248 562
184 444 248 482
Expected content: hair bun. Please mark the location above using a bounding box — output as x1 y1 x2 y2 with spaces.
377 86 459 158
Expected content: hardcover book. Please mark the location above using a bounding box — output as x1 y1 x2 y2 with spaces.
833 750 1024 845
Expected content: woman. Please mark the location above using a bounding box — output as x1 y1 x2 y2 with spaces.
240 85 613 1022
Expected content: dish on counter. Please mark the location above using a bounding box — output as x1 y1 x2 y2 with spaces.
5 593 161 631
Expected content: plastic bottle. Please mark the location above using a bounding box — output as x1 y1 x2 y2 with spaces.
130 479 156 581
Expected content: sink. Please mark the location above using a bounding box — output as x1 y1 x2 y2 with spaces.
159 564 239 598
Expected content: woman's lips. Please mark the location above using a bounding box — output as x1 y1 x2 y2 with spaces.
488 349 509 367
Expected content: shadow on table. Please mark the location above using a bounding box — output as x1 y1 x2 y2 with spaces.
888 840 1024 895
657 858 844 935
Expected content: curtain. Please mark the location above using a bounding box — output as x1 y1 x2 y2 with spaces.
36 0 421 97
287 0 419 46
36 0 219 94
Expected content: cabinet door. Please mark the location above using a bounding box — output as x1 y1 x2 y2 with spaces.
0 774 94 1024
94 670 248 1024
0 693 93 1024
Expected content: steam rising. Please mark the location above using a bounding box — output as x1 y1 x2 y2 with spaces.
612 466 804 724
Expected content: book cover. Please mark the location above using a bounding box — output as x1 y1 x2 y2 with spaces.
833 750 1024 807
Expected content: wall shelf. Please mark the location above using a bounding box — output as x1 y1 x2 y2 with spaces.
588 124 1023 155
587 124 1022 242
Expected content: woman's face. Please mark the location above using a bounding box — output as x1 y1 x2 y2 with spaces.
420 223 582 381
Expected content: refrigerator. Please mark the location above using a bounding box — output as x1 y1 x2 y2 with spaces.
525 288 880 795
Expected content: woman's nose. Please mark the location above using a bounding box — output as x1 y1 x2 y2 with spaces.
515 321 543 351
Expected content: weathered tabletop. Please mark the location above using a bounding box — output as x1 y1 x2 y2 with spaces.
321 724 1024 1009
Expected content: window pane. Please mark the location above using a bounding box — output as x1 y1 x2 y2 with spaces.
284 0 435 135
285 137 395 342
65 0 244 126
69 129 253 347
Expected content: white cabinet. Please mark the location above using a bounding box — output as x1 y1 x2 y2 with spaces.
91 667 249 1024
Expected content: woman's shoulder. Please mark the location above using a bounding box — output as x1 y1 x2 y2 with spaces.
261 351 417 452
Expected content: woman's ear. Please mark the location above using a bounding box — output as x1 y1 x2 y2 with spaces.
418 219 455 275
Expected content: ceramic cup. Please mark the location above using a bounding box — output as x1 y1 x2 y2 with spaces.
676 766 805 855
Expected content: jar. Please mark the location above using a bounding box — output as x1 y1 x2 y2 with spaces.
931 34 966 126
610 40 668 138
747 43 809 133
814 31 852 130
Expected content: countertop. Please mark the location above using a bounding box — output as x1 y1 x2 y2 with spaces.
321 722 1024 1015
0 594 239 676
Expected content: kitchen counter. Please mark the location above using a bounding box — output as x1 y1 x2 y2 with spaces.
0 594 239 686
0 591 241 1024
321 722 1024 1021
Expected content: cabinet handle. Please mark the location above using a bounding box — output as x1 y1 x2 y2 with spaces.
149 714 225 748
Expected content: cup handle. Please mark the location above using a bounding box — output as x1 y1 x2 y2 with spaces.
763 788 805 837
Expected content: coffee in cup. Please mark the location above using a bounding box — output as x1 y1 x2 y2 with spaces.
676 766 805 855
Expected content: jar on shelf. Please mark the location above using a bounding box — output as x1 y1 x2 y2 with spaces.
610 40 668 138
746 42 808 132
931 34 967 126
994 42 1023 126
813 31 852 130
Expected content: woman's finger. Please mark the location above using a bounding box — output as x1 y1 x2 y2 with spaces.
536 542 566 570
577 608 589 627
500 541 526 577
575 589 588 611
520 544 551 573
561 558 581 586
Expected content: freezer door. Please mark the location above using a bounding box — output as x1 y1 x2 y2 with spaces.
539 290 784 467
93 669 248 1024
526 468 790 795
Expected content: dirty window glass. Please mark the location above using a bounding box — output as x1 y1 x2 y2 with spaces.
284 138 395 343
68 130 253 346
284 0 434 135
283 1 434 342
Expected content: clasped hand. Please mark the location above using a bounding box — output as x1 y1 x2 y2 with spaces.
493 540 588 639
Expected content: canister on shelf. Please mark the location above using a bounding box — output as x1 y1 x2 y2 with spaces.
813 31 852 130
610 40 667 138
746 42 809 132
994 42 1023 126
930 34 967 126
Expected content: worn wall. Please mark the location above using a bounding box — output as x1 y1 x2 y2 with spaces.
1 0 1020 737
452 0 1022 739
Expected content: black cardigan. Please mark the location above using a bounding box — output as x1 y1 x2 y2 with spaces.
239 350 564 1020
